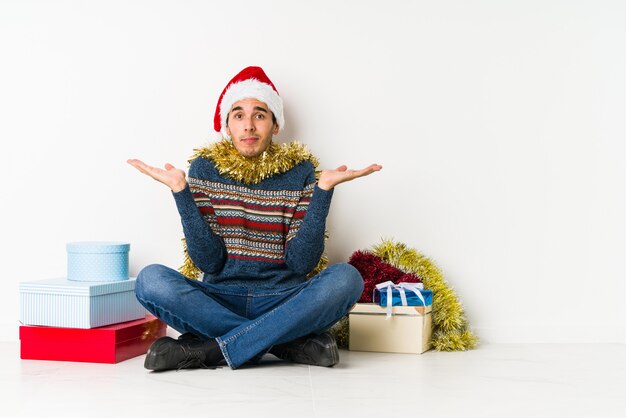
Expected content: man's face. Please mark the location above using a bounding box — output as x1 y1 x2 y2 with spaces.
226 98 278 158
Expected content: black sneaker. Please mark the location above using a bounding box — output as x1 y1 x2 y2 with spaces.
270 332 339 367
144 336 223 371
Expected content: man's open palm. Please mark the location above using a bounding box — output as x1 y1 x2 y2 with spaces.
127 159 187 192
318 164 382 190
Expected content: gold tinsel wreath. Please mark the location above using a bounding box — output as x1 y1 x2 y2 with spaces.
179 139 327 279
372 239 478 351
330 239 478 351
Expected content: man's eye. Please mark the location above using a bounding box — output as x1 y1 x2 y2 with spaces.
255 114 265 119
234 114 242 119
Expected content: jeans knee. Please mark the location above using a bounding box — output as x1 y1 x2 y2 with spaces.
328 263 364 302
135 264 169 301
346 263 365 300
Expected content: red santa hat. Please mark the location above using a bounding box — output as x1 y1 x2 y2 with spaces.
214 66 284 139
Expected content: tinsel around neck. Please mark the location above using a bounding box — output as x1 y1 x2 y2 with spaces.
190 140 319 184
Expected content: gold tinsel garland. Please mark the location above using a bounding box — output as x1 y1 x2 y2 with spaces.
371 239 478 351
179 140 327 279
180 238 202 279
330 239 478 351
189 139 319 185
329 315 350 349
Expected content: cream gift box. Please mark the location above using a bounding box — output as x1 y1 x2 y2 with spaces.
349 303 433 354
19 277 145 329
66 241 130 282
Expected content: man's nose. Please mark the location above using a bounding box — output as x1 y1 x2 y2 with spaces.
244 116 255 131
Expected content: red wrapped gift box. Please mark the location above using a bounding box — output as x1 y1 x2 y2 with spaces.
20 314 166 364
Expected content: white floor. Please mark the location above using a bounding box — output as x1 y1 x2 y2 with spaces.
2 340 625 418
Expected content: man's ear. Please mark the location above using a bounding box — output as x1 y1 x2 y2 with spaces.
272 123 279 135
226 125 231 137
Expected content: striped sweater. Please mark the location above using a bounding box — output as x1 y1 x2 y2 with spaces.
172 155 333 289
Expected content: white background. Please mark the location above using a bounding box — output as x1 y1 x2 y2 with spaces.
1 0 624 343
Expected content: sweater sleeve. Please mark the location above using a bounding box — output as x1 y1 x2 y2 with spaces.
284 176 334 275
172 161 227 274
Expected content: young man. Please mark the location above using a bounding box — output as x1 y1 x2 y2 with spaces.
128 66 381 371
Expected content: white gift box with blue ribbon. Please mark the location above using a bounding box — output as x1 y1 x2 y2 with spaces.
19 277 145 329
67 242 130 282
349 302 433 354
373 281 433 318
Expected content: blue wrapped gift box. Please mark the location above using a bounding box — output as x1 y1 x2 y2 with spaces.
373 287 433 307
19 277 145 328
67 241 130 282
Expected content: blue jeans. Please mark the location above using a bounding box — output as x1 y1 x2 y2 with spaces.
134 263 363 369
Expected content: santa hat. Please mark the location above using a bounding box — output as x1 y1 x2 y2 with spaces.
214 66 284 139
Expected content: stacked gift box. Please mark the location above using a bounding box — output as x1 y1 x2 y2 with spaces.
19 242 166 363
349 281 434 354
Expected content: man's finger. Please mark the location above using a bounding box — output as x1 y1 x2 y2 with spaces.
360 164 382 174
128 159 149 174
128 159 165 180
350 164 381 179
128 159 150 171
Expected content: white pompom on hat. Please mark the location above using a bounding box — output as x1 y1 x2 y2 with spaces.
214 66 284 139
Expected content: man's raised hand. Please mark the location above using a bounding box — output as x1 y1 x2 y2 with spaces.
127 159 187 193
317 163 382 191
